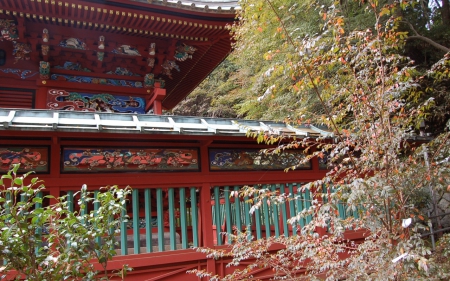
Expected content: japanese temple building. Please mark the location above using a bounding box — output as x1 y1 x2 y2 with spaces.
0 1 366 280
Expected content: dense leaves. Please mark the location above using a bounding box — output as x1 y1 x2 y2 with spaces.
188 0 450 280
0 165 132 280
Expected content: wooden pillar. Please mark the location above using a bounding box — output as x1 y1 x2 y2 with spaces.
200 183 214 247
50 136 60 177
145 83 166 115
152 87 165 115
35 86 48 109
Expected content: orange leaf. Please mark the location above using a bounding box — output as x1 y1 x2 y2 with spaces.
418 215 424 220
323 13 327 20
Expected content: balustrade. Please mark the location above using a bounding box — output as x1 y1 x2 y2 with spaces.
57 182 327 255
0 182 364 264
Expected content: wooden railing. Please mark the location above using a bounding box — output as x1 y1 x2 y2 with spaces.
9 182 367 259
58 182 331 255
210 183 314 245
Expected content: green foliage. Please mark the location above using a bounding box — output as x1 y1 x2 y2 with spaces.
189 0 450 280
0 165 132 280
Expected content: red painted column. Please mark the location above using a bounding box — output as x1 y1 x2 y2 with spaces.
50 136 60 177
145 83 166 115
35 85 48 109
200 183 214 247
200 183 217 278
152 87 165 115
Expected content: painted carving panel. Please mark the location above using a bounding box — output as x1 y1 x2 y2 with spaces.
59 38 87 50
0 147 49 173
47 89 146 114
62 148 199 173
0 68 38 79
0 19 19 41
318 151 330 170
209 148 311 171
112 45 141 56
50 74 143 88
54 61 92 72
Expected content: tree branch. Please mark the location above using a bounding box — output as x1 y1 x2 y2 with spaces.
402 20 450 52
407 36 450 52
433 0 442 9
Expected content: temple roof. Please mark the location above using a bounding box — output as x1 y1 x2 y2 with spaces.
130 0 239 12
0 108 333 138
0 0 238 109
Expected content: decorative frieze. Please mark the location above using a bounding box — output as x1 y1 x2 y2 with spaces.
62 147 199 172
0 68 38 79
209 148 311 171
0 147 49 173
47 89 146 113
50 74 143 88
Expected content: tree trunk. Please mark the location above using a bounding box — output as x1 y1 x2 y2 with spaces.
442 0 450 26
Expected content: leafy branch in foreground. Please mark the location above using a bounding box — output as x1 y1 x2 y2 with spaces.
189 0 450 280
0 164 132 280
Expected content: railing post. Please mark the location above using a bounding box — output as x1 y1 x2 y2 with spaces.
288 183 297 236
213 186 222 246
190 187 199 247
200 183 214 247
156 188 164 252
168 188 176 250
93 191 101 247
224 186 233 244
179 188 188 249
144 188 153 253
120 195 128 255
132 189 140 254
233 185 242 233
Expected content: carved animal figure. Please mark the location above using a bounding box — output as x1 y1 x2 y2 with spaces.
174 42 197 61
12 42 31 63
59 38 87 50
161 60 180 79
113 45 141 56
0 19 19 41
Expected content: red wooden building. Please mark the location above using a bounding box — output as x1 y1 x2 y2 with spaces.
0 0 364 280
